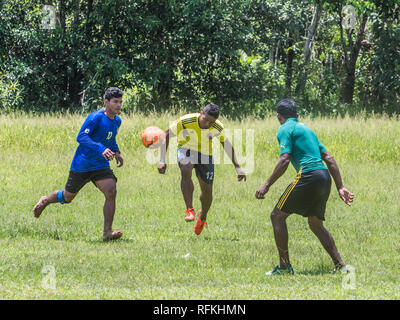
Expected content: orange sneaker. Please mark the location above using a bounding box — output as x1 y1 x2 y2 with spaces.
194 210 208 235
185 208 196 222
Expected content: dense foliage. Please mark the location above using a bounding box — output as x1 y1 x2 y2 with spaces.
0 0 399 117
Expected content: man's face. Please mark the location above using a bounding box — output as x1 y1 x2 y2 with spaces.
277 113 285 124
198 111 217 129
105 97 123 114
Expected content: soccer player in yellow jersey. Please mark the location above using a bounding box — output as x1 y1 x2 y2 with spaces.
157 104 246 235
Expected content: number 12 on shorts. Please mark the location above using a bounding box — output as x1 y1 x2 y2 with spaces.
206 171 214 181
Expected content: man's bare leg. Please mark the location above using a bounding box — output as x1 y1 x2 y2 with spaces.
270 207 291 269
179 163 195 210
308 216 345 269
95 178 122 241
197 176 213 221
33 190 76 218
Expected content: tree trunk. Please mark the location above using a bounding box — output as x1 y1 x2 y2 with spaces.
56 0 68 109
86 0 93 36
341 68 356 104
339 12 368 103
274 40 280 68
68 0 83 107
285 31 295 96
295 2 323 95
58 0 66 32
269 48 274 62
68 73 84 107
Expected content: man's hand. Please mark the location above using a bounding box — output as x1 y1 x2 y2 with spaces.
158 162 167 174
115 152 124 167
255 184 269 199
235 166 246 182
338 187 354 206
102 148 115 161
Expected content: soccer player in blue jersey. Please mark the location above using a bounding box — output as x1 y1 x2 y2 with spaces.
256 99 354 275
33 87 124 241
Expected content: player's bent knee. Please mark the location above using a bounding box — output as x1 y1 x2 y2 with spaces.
104 187 117 199
308 219 323 232
270 207 279 220
270 207 287 222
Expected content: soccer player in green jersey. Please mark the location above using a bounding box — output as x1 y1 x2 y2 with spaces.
256 99 354 275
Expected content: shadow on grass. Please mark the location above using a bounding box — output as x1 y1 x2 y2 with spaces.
0 225 69 241
0 227 135 244
296 265 335 276
86 237 136 245
202 236 240 242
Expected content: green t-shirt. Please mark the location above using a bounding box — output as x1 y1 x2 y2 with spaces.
277 118 327 173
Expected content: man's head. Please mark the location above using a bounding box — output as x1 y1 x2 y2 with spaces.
104 87 123 115
198 103 219 129
276 98 298 124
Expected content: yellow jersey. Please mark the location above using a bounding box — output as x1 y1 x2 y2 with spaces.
169 113 225 155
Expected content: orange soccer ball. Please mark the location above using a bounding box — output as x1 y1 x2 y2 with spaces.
141 126 164 149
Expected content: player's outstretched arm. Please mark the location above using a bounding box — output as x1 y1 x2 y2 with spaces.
256 153 290 199
220 139 246 182
321 150 354 206
158 129 173 174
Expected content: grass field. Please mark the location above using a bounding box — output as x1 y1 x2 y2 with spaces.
0 112 399 300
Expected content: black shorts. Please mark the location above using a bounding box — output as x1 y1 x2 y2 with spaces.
275 169 331 221
177 148 214 184
65 168 117 194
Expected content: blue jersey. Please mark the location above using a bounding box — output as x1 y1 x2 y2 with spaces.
70 110 121 172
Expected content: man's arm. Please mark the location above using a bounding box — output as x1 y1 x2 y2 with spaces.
111 127 123 166
115 151 123 167
255 153 291 199
321 150 354 206
220 138 246 181
158 128 173 174
77 115 114 160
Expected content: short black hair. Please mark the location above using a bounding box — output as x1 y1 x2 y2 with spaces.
276 98 297 118
203 103 220 118
104 87 123 100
